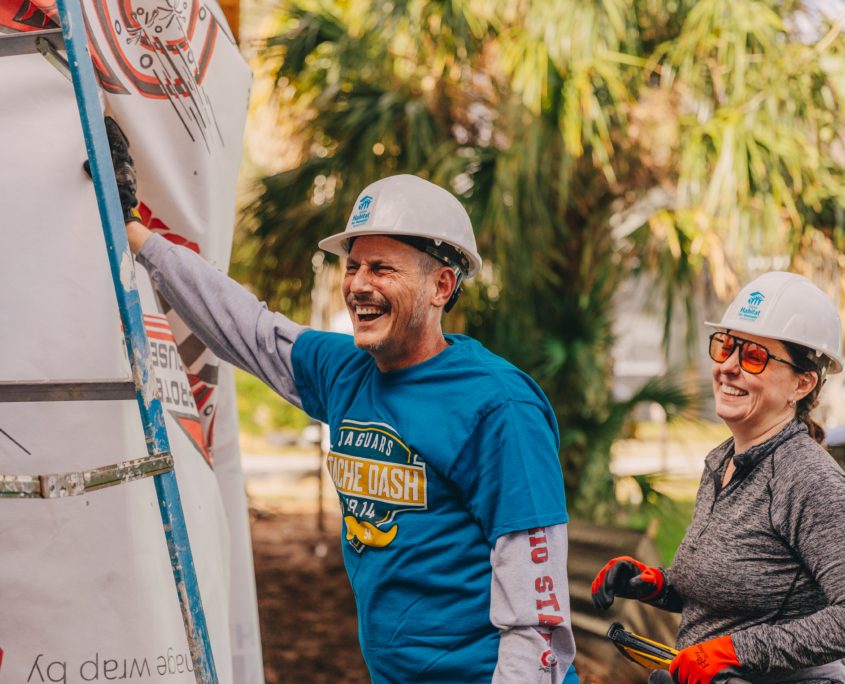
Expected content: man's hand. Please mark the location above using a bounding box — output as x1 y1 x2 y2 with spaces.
669 635 744 684
83 116 140 223
83 116 153 253
104 116 140 223
591 556 667 609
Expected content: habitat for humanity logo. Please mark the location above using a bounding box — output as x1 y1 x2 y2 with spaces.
738 291 766 321
350 195 374 227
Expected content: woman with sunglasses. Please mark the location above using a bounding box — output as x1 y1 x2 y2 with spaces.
591 271 845 683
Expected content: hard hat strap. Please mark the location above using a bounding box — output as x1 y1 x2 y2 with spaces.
387 235 471 275
344 235 470 275
444 271 464 314
390 235 467 312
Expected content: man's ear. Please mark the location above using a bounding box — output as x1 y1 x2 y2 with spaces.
431 267 458 308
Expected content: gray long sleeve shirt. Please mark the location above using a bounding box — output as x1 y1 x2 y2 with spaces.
669 420 845 674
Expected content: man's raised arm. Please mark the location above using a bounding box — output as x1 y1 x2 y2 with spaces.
95 116 309 408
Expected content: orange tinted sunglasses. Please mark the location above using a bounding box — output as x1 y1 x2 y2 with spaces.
708 332 807 375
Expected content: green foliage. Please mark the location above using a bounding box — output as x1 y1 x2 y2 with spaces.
569 374 707 522
622 481 696 565
650 496 695 566
235 368 310 435
238 0 845 516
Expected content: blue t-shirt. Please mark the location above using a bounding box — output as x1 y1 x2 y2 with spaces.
292 332 569 683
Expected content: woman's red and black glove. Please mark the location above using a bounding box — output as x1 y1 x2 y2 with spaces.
670 635 745 684
591 556 682 611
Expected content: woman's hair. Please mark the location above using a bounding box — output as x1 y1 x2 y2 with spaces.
782 341 827 444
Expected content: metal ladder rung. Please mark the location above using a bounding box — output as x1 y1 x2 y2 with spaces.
0 452 173 499
0 379 136 402
0 28 64 58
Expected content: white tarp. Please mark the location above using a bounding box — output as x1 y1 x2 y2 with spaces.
0 0 262 680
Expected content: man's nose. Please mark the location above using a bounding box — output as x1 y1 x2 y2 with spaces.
347 267 374 293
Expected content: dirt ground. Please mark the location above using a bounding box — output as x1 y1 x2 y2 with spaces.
251 510 610 684
252 509 369 683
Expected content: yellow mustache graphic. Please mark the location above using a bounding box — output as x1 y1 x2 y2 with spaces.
344 516 398 548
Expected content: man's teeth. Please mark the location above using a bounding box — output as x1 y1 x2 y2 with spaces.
721 384 748 397
356 306 383 316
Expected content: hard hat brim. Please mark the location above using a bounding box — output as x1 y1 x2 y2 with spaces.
705 320 844 374
317 230 355 258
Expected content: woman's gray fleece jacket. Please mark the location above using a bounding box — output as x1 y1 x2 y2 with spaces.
668 420 845 674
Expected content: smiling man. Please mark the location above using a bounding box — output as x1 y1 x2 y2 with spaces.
126 174 578 683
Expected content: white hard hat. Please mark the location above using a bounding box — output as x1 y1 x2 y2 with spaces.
318 174 482 277
705 271 844 374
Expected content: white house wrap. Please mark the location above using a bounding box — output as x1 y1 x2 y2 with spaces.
0 0 261 680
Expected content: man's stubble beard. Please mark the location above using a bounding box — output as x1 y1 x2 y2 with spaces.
353 284 430 354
